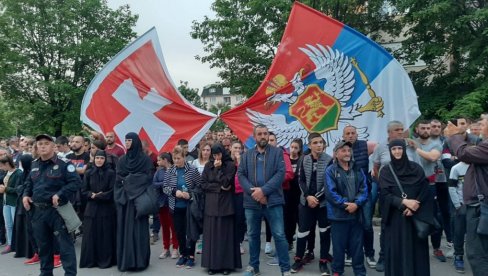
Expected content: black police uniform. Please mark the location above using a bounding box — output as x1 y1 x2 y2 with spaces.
23 154 81 276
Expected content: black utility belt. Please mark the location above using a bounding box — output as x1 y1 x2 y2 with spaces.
33 202 53 209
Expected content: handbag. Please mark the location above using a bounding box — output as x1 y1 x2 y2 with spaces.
134 185 159 219
473 167 488 235
388 164 439 239
56 202 82 233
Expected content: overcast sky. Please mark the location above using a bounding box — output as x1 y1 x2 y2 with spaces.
106 0 221 94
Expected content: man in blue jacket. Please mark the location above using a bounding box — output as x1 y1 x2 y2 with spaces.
325 140 368 276
238 124 290 276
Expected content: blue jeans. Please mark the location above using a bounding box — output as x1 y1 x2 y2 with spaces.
3 205 15 246
331 219 366 276
245 205 290 273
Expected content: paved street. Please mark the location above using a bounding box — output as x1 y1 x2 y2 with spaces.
0 225 471 276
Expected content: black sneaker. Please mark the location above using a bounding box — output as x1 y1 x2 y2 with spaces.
375 257 384 272
303 251 315 264
291 259 304 273
319 259 331 276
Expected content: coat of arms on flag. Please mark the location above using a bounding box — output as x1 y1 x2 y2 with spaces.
221 2 420 150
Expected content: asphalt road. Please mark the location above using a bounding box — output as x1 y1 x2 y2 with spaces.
0 225 472 276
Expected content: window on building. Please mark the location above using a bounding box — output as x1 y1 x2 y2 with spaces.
209 88 216 93
224 96 231 105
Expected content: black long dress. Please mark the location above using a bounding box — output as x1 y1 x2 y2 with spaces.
80 158 117 268
379 139 434 276
201 144 242 271
12 154 35 259
114 133 153 272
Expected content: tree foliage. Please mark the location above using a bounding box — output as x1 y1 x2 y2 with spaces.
387 0 488 120
208 102 231 131
191 0 399 98
0 0 138 136
178 81 205 109
193 0 488 121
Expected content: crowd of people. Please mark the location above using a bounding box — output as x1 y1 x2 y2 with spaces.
0 115 487 276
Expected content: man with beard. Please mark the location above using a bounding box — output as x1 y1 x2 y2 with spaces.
238 124 290 276
104 131 125 157
406 120 446 262
66 136 90 231
429 119 453 256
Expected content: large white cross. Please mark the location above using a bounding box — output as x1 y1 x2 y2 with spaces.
113 79 174 151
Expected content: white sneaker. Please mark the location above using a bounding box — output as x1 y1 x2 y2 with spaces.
171 248 179 259
445 247 455 259
345 256 352 266
196 241 203 254
265 242 272 254
159 249 170 259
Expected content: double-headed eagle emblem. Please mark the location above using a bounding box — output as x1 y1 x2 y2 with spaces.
246 44 384 147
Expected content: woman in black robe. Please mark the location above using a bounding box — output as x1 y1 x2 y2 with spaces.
80 150 116 268
114 132 153 272
379 139 434 276
201 144 242 275
12 154 35 259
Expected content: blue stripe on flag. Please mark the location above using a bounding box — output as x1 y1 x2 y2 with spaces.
332 25 393 106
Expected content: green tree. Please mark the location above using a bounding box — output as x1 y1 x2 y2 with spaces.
391 0 488 120
0 0 138 136
191 0 399 98
178 81 205 109
208 102 231 131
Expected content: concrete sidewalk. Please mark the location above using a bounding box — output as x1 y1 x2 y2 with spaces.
0 225 470 275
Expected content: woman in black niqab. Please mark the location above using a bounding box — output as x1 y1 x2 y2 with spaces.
379 139 433 276
114 132 153 272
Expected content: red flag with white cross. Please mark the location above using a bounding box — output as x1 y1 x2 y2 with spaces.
81 28 216 153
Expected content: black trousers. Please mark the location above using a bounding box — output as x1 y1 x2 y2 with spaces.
466 205 488 276
172 207 196 257
295 204 331 260
31 207 76 276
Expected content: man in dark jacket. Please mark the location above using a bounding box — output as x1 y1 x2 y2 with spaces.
325 140 368 276
445 114 488 276
291 133 333 275
237 124 290 276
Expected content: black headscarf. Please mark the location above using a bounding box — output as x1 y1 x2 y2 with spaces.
380 139 426 187
19 154 33 181
211 143 232 163
119 132 151 174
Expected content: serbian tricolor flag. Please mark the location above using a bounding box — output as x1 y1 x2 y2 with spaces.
221 2 420 150
81 28 216 153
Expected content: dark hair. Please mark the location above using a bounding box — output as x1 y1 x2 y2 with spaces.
177 139 189 146
290 138 303 155
158 152 173 164
92 139 106 150
55 136 69 145
268 131 276 138
0 155 15 169
253 124 267 135
307 132 324 144
416 119 431 126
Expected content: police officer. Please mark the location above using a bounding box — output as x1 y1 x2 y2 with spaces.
22 134 81 276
